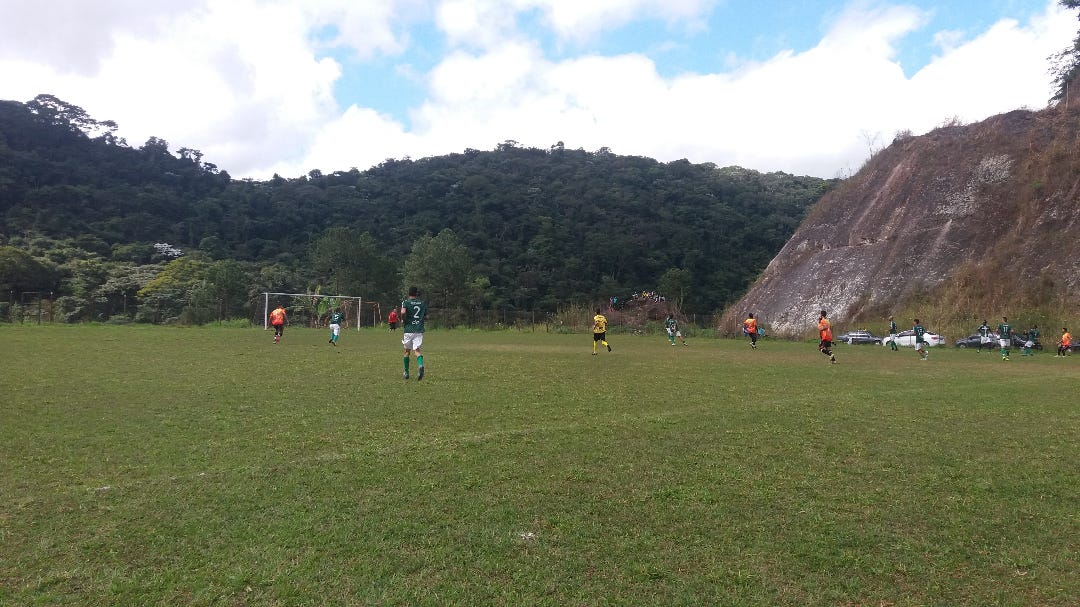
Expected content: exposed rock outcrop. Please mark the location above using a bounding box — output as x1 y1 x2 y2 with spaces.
723 107 1080 337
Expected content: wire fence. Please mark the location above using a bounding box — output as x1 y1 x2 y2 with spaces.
4 294 723 333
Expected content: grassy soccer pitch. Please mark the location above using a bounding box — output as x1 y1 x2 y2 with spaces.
2 325 1079 606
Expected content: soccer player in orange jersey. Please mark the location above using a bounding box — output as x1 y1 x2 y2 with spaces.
818 309 836 363
269 305 287 343
743 313 759 350
1057 327 1072 357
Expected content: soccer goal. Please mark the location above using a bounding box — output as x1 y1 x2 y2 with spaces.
260 292 366 330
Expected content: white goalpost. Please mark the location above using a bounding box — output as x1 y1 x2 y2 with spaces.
261 292 365 330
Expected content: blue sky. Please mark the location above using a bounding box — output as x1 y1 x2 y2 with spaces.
0 0 1075 178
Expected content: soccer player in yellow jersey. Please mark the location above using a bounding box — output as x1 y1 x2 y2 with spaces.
592 308 612 355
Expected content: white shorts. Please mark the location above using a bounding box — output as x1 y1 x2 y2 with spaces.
666 328 681 337
330 323 340 337
402 332 424 351
1025 340 1034 348
914 341 924 349
980 336 991 345
999 339 1009 348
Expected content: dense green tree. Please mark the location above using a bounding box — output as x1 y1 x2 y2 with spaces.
98 262 160 318
136 257 209 322
204 259 250 319
309 227 397 302
657 268 693 309
0 245 55 296
403 229 483 308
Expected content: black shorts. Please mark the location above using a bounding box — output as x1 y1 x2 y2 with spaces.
389 322 397 329
819 339 832 350
273 323 284 335
593 332 607 342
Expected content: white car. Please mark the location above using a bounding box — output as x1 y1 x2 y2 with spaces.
883 329 946 348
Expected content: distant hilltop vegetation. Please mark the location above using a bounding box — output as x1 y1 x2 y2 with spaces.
725 101 1080 337
0 95 835 322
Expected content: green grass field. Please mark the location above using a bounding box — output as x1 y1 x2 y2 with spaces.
2 325 1079 606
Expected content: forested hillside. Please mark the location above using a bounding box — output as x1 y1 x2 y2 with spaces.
0 95 835 323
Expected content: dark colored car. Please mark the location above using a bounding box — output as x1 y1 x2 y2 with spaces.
836 330 882 345
1010 333 1043 351
955 332 1042 350
955 333 998 348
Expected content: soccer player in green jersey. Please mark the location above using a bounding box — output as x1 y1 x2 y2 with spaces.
400 287 428 380
665 314 687 346
997 316 1012 361
913 318 928 361
887 315 898 351
1023 324 1039 356
328 310 344 346
977 320 992 353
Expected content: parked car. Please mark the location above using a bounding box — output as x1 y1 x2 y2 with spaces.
884 329 946 348
955 332 998 348
836 330 882 345
1010 333 1043 351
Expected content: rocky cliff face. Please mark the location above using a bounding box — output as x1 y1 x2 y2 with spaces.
723 106 1080 337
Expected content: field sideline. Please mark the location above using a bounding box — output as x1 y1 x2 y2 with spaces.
2 325 1079 606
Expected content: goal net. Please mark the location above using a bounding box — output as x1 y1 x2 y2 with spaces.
260 292 378 330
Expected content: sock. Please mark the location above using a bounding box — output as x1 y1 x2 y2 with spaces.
404 357 410 372
593 342 597 353
417 355 424 368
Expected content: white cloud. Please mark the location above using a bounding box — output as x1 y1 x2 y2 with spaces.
0 0 345 175
531 0 719 42
432 0 717 50
436 0 524 49
299 0 426 59
907 5 1076 125
0 0 193 75
0 0 1074 180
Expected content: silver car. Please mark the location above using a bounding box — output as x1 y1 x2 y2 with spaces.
884 329 945 347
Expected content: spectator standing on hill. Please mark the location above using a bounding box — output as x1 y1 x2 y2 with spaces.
269 304 287 344
400 287 427 380
887 316 898 351
818 310 836 364
978 320 992 353
665 314 688 347
913 318 928 361
1057 327 1071 357
592 308 612 355
743 313 759 350
998 316 1013 361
